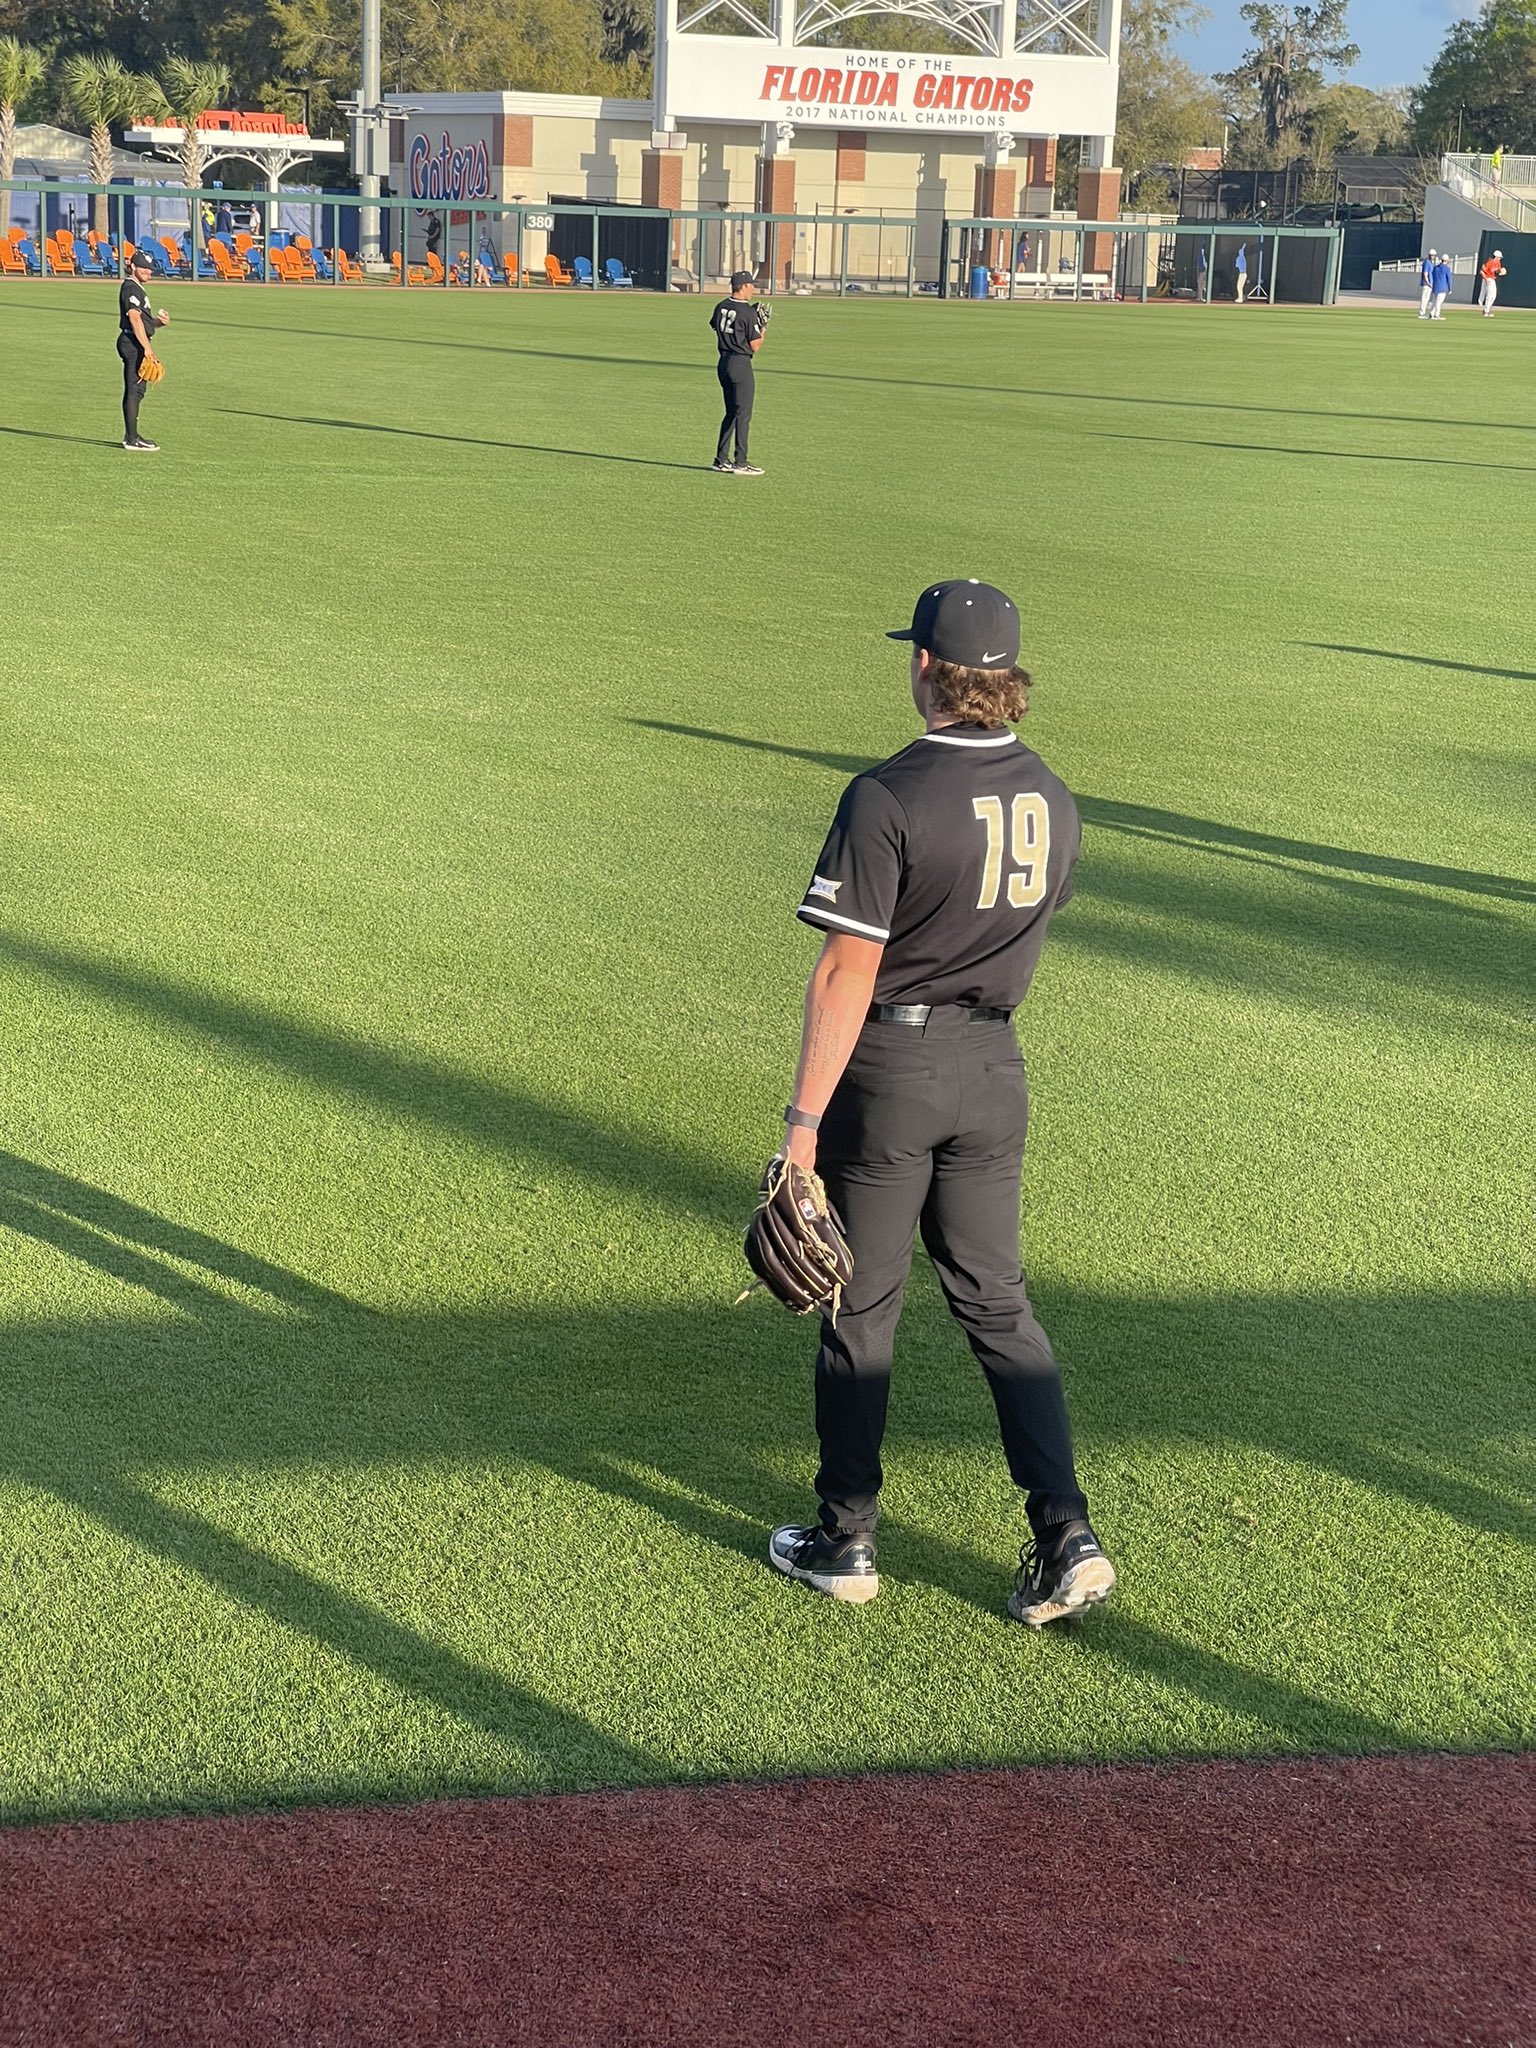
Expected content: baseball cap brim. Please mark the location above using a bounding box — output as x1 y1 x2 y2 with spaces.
885 625 917 641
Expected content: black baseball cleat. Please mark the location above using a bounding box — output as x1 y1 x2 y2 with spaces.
769 1523 879 1603
1007 1519 1116 1627
122 438 160 452
732 463 765 476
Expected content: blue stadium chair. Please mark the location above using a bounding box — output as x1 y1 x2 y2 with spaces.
572 255 595 286
244 248 268 280
309 246 334 280
70 234 108 276
17 236 41 273
603 256 634 287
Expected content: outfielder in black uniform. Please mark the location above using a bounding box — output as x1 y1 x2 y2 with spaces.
770 579 1116 1625
709 269 767 476
117 250 168 453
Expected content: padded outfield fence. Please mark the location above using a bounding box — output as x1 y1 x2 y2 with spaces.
0 179 1342 304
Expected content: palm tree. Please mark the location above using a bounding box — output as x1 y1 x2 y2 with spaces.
156 57 231 193
0 35 46 235
59 53 162 235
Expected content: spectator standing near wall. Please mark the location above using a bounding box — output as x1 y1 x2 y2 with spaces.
1418 249 1437 319
1235 243 1248 303
1490 145 1505 187
1479 250 1506 316
1430 251 1453 319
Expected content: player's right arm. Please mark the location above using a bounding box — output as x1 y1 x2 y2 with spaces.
128 306 155 354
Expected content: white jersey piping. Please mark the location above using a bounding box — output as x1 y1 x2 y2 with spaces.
922 731 1019 748
796 904 892 941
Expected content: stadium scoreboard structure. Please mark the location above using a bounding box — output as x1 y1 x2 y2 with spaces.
376 0 1122 279
655 0 1122 151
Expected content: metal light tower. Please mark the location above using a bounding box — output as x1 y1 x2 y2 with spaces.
341 0 387 269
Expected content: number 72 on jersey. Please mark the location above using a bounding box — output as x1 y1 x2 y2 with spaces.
973 794 1049 909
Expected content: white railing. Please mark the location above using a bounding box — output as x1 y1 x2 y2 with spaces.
1377 255 1474 274
1439 153 1536 233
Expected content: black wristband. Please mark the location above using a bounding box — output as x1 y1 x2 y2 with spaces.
783 1104 822 1132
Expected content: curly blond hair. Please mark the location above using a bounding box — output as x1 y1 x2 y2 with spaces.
928 658 1031 725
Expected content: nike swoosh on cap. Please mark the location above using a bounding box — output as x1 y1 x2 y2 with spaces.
982 651 1006 662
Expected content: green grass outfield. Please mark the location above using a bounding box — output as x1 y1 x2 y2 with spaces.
0 282 1530 1822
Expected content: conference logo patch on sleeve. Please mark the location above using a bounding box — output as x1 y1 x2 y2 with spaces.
808 876 842 902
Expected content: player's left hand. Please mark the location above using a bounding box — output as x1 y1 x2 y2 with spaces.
785 1123 817 1171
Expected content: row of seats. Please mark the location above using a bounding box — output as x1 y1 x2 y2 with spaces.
0 222 640 289
0 225 116 275
395 250 636 288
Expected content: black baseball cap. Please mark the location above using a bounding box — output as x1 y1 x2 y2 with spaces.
887 579 1020 668
730 268 755 289
127 248 154 269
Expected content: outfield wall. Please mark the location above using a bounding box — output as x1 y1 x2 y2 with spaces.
386 91 1061 275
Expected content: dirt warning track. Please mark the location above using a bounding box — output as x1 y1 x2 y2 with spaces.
1 1752 1530 2046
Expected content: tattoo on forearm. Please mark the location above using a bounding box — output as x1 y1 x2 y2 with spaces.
804 1005 839 1081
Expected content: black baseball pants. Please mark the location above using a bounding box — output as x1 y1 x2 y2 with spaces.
812 1011 1089 1542
715 355 754 466
117 337 146 442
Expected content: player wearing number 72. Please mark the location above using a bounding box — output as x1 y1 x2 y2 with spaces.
767 578 1116 1625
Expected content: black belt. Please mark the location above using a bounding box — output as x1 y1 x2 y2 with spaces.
868 1003 1012 1027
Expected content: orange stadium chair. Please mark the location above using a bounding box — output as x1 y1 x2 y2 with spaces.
0 239 26 276
45 234 74 275
271 245 316 283
544 251 574 287
209 238 247 282
390 250 428 285
424 250 446 285
329 248 364 282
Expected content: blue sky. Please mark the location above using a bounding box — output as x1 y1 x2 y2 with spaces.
1173 0 1465 91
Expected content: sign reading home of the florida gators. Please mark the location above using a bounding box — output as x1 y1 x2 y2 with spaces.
409 132 493 202
661 41 1117 136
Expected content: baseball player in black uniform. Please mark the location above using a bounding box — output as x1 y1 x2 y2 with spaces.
710 269 766 476
769 579 1115 1625
118 250 167 452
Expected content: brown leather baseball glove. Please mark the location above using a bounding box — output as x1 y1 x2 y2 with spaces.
737 1156 853 1320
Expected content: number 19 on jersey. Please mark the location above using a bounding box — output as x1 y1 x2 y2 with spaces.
972 794 1050 910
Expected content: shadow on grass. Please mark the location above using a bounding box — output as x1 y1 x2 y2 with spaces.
0 932 744 1229
0 1143 1528 1821
0 425 121 447
216 409 710 472
1095 430 1536 476
1297 643 1536 685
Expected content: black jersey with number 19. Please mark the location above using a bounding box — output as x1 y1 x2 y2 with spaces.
795 723 1081 1009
